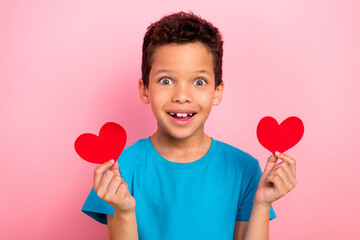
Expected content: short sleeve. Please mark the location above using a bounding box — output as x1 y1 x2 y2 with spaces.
236 159 277 221
81 187 115 225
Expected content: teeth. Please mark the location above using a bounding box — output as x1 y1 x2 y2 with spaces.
176 113 186 117
169 112 195 117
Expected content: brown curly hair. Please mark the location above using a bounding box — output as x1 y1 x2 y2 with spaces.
141 11 224 88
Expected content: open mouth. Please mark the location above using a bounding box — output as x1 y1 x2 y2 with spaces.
167 111 197 121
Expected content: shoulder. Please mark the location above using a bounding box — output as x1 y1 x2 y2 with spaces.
213 139 260 169
117 137 148 169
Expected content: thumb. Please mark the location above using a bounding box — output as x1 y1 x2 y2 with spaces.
108 159 121 177
109 159 119 171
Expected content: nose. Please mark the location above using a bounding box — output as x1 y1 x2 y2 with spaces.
171 83 192 104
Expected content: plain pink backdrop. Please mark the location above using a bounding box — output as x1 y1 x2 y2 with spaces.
1 0 359 239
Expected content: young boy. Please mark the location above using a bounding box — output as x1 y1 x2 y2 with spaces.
81 12 297 240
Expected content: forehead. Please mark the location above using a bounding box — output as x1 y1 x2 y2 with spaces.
150 42 214 76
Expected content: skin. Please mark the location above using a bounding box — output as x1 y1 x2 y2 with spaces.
94 160 138 240
139 42 224 163
93 42 297 240
241 151 297 240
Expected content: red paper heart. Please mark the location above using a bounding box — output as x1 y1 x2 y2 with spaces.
74 122 127 164
256 116 304 153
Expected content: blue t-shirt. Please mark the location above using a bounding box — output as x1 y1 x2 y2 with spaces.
82 137 276 239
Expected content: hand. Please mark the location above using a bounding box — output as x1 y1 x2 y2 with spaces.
93 160 136 213
254 152 297 207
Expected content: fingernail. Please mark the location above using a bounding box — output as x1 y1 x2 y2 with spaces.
109 159 114 164
275 151 280 156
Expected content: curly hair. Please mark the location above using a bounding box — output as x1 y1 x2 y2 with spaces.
141 11 224 88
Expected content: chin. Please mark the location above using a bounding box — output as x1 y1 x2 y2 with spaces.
164 126 204 140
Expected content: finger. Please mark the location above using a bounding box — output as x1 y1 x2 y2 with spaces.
263 154 279 175
103 175 123 202
271 164 295 192
115 182 129 201
275 152 296 177
93 159 115 190
109 160 119 172
96 170 116 198
273 161 296 184
110 160 121 177
267 171 286 195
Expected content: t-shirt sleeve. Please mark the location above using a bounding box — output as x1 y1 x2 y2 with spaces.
236 158 277 221
81 186 115 225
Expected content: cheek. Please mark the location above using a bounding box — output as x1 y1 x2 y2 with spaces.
149 88 167 109
196 91 215 108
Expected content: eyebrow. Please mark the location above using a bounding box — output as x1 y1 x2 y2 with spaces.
154 69 211 76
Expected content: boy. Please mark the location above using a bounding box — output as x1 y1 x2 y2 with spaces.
82 12 297 240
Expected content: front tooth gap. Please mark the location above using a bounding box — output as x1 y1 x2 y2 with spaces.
174 113 190 117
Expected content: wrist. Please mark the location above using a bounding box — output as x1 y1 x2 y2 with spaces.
114 209 136 219
253 199 272 209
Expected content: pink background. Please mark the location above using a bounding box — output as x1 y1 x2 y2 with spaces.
1 0 359 239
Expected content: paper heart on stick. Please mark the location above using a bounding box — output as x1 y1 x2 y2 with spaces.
256 116 304 153
74 122 127 164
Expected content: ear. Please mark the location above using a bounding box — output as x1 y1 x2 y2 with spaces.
138 78 150 104
212 82 224 106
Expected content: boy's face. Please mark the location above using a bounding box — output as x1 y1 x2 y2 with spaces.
139 42 224 140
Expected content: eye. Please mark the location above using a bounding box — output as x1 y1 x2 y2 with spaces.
194 78 207 86
159 77 173 85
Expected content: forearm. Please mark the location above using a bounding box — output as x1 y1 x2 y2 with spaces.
244 200 270 240
108 210 139 240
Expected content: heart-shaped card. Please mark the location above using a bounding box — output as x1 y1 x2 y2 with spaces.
257 116 304 153
74 122 127 164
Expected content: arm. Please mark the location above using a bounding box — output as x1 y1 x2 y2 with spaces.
233 204 270 240
236 152 296 240
93 160 138 240
233 221 248 240
107 210 138 240
243 201 270 239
